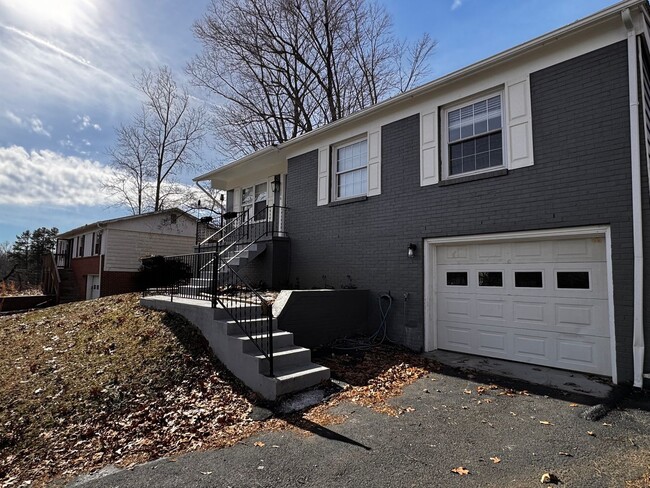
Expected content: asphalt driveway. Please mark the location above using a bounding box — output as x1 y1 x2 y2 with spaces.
71 366 650 488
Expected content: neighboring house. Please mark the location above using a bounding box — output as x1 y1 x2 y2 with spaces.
192 0 650 388
55 209 197 301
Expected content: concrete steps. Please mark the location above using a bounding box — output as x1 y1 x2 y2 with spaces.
177 243 267 297
140 296 330 400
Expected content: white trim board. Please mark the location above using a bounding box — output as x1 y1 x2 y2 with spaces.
423 225 617 384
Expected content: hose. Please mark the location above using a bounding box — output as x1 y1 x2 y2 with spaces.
330 292 395 351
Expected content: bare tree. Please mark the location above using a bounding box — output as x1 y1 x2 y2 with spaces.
106 66 207 214
189 0 435 157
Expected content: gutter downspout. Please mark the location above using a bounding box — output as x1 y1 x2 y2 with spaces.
623 8 645 388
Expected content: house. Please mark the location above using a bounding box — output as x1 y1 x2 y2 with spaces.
54 209 197 301
155 0 650 391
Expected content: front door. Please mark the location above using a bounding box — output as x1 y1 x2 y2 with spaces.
86 274 100 300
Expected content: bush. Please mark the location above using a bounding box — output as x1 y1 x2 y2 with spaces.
137 256 193 290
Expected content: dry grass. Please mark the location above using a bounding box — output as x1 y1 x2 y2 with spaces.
0 294 257 487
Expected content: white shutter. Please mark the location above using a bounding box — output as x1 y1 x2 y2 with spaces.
233 187 242 212
317 145 330 206
420 109 438 186
506 78 534 169
367 126 381 196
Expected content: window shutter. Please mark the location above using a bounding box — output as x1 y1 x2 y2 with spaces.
233 187 242 212
317 145 330 206
367 126 381 196
420 109 438 186
506 78 534 169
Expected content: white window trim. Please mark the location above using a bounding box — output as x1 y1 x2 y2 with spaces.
441 89 507 180
331 135 368 202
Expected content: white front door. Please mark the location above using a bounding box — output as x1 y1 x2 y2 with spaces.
434 236 611 376
86 274 100 300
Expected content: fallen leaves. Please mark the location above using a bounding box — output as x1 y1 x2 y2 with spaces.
539 421 554 426
253 441 265 447
489 456 501 464
540 472 560 484
451 466 470 476
587 431 596 437
0 294 258 487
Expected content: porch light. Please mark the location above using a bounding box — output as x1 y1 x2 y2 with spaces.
407 243 416 259
271 175 281 193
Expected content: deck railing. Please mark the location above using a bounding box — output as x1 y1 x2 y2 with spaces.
42 253 61 303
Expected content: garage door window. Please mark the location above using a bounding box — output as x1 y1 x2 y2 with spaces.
478 271 503 287
514 271 543 288
447 272 468 286
557 271 590 289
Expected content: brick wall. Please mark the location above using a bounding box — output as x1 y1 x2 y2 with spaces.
285 40 641 382
69 256 100 299
100 268 139 297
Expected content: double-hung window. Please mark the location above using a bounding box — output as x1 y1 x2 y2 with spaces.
444 93 504 178
241 182 268 220
334 138 367 200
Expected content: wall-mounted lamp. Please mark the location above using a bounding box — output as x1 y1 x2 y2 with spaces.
407 243 416 259
271 175 281 193
219 193 225 202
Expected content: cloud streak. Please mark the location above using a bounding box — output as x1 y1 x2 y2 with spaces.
451 0 462 10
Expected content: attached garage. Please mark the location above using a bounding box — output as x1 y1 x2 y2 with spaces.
424 227 615 380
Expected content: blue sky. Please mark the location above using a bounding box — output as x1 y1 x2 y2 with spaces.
0 0 616 245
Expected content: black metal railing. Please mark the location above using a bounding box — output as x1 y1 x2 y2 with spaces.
145 205 288 376
212 257 274 376
197 209 250 252
141 252 214 302
195 216 221 247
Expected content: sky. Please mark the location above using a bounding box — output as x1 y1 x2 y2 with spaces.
0 0 617 245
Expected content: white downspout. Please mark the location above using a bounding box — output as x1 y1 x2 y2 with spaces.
623 8 645 388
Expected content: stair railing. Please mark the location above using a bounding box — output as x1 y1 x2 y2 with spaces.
42 253 61 304
210 205 287 376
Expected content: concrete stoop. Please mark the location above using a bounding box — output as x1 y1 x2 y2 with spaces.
140 296 330 400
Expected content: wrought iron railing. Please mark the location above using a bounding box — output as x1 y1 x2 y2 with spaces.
195 216 221 247
141 252 214 302
212 257 274 375
145 205 288 376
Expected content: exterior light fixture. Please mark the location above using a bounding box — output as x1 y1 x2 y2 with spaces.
271 175 281 193
408 243 416 258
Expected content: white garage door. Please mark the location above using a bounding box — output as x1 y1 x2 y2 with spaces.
436 236 611 376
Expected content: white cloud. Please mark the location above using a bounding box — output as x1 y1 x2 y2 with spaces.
451 0 462 10
4 110 22 126
4 110 50 137
73 114 102 132
0 145 115 206
29 117 50 137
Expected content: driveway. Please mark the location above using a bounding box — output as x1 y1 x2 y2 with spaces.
72 365 650 488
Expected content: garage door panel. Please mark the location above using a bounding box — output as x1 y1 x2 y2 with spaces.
438 323 474 351
435 236 612 377
512 300 548 324
476 328 509 355
513 333 549 360
476 299 505 320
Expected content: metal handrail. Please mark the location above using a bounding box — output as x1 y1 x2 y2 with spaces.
200 209 250 248
212 251 274 376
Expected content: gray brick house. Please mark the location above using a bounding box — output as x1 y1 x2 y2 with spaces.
195 0 650 387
